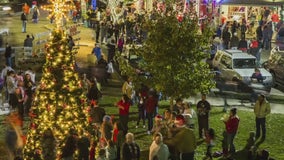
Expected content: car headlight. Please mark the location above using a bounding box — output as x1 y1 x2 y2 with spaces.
3 6 11 11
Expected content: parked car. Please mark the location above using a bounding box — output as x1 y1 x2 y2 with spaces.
212 49 273 94
263 46 284 91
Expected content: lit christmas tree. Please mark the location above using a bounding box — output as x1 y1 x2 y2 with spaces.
23 0 89 159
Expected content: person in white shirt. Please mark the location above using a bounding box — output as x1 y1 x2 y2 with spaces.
183 102 197 129
149 132 170 160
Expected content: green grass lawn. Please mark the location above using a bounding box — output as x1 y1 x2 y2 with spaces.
1 96 284 160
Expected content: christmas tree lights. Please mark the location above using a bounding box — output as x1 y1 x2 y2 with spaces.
23 0 89 159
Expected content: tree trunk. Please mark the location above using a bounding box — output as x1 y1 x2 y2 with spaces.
170 97 174 111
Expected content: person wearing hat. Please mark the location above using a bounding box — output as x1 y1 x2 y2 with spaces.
151 115 166 136
164 115 197 160
101 115 113 142
254 94 271 140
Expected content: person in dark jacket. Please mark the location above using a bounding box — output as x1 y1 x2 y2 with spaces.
238 37 248 52
256 25 263 41
61 134 78 160
23 34 34 47
231 21 238 35
5 43 12 67
222 27 231 49
262 25 273 50
122 132 140 160
77 130 90 160
87 78 101 102
107 39 116 63
5 123 18 160
89 101 106 128
230 33 239 49
21 12 27 33
197 94 211 139
240 22 247 39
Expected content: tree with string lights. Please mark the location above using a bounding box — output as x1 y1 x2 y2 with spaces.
23 0 89 159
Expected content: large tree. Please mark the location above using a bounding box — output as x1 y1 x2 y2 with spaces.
118 2 215 103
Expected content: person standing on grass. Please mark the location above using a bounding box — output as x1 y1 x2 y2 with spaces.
122 76 134 102
92 43 102 63
5 43 12 67
136 92 146 129
254 94 271 140
115 94 131 135
145 91 159 135
121 132 140 160
21 12 27 33
223 108 240 157
197 94 211 139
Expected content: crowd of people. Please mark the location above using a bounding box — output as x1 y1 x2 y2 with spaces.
212 8 284 67
1 2 279 160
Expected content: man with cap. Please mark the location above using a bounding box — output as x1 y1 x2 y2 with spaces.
164 115 197 160
254 94 271 140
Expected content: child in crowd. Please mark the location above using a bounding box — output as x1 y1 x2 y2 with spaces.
244 131 256 151
97 148 106 160
205 128 215 160
105 140 117 160
151 115 166 136
136 93 146 129
89 140 98 160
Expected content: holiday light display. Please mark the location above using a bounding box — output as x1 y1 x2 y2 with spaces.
23 0 89 159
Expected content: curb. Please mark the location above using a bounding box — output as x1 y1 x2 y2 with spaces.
212 91 284 104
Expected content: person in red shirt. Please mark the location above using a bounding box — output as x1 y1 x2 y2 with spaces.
116 94 131 135
145 91 158 134
223 108 240 156
271 11 279 31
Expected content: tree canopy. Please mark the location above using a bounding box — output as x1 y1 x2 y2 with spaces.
118 2 215 100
